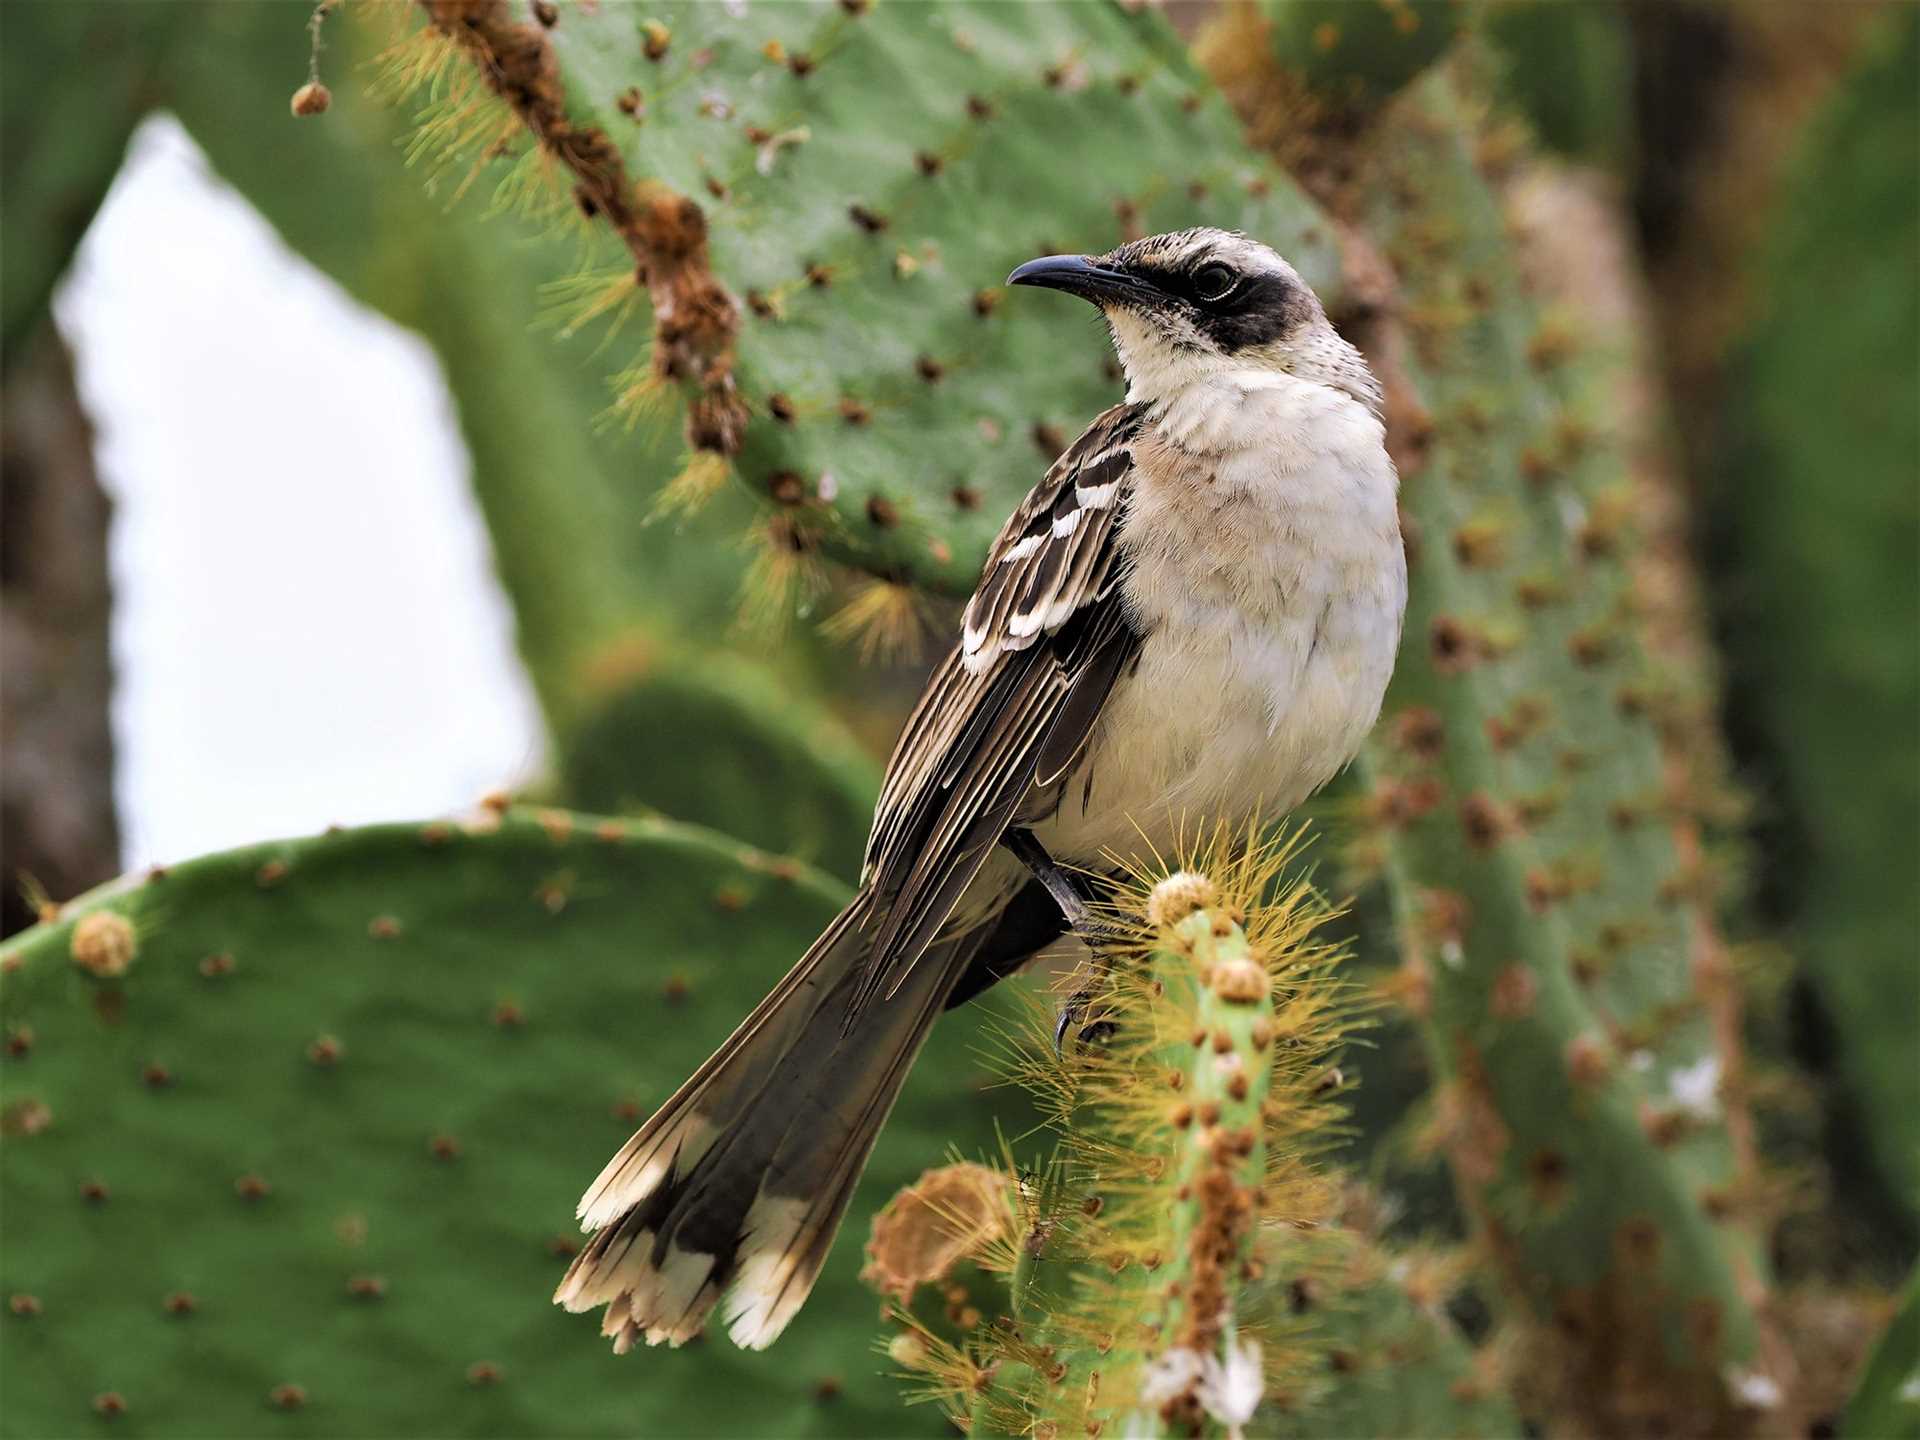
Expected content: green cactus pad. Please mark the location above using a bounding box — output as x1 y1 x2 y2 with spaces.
0 809 1013 1437
554 655 881 881
409 0 1338 596
1344 65 1770 1425
1255 0 1461 109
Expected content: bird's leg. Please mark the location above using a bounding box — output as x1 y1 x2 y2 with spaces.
1000 828 1122 1051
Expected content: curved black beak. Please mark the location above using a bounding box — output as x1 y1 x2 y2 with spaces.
1007 253 1151 306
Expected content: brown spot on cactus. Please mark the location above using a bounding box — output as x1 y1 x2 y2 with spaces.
913 149 943 177
163 1291 197 1316
640 18 670 59
5 1026 31 1058
8 1294 41 1318
3 1099 52 1136
662 973 690 1004
1527 320 1576 371
745 289 775 319
256 859 289 888
346 1272 387 1300
93 1392 127 1417
429 1133 462 1162
1565 1032 1613 1087
235 1173 271 1201
1489 964 1536 1019
1031 422 1066 458
839 0 870 14
949 484 980 511
765 392 796 423
1457 793 1512 850
865 495 899 529
306 1035 342 1067
1568 625 1614 667
914 354 945 384
546 1234 580 1259
971 287 1002 318
786 50 816 77
1639 1103 1693 1149
1392 705 1446 759
836 397 871 427
1614 1216 1662 1271
466 1361 501 1387
80 1178 110 1204
199 951 234 979
142 1061 174 1088
965 94 994 120
1451 519 1506 569
366 915 402 940
268 1384 307 1411
766 469 806 505
847 203 887 234
616 86 642 116
1428 614 1482 673
1514 574 1566 609
71 911 136 978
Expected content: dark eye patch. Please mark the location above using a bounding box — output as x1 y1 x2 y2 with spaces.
1196 270 1309 352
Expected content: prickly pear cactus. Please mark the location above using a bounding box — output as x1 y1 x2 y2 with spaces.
0 809 1012 1437
1843 1271 1920 1440
869 845 1516 1436
401 0 1339 602
1254 0 1461 111
1719 8 1920 1219
1340 65 1773 1430
554 655 880 880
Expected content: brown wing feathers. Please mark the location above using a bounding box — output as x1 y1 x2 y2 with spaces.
850 403 1149 1011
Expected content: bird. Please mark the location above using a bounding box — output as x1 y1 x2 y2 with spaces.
553 227 1407 1354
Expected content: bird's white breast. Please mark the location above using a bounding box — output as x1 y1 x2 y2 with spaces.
1032 370 1405 866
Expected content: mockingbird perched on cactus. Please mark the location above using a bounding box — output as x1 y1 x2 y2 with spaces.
554 227 1407 1353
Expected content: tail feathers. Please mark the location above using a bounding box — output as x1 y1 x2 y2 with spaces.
555 896 957 1351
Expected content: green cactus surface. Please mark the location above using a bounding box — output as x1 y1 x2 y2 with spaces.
407 0 1340 599
0 808 1016 1437
1342 65 1772 1429
553 655 880 880
1254 0 1461 111
1718 9 1920 1221
1843 1271 1920 1440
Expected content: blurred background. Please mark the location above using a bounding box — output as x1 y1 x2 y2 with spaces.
1 1 1914 1435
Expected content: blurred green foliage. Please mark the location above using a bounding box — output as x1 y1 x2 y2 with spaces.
1718 9 1919 1222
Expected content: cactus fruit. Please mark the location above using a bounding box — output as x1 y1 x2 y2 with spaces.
1328 65 1774 1430
400 0 1340 607
0 808 1016 1436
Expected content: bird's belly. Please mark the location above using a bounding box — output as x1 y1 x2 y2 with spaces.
1029 595 1393 867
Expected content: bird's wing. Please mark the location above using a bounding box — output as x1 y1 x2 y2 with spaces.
852 402 1151 1012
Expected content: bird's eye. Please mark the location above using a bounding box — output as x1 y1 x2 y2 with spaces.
1192 262 1237 303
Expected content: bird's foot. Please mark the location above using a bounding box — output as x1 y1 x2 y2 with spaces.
1052 987 1119 1053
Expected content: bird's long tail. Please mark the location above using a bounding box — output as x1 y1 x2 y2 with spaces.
553 891 955 1351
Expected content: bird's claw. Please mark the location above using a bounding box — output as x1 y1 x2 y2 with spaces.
1052 988 1119 1054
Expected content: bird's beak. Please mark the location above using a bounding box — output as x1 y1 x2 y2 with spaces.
1007 253 1152 306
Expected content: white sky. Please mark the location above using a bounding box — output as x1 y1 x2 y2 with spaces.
55 116 546 871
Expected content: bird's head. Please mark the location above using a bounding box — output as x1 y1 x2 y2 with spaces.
1009 227 1377 413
